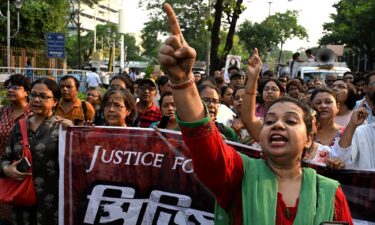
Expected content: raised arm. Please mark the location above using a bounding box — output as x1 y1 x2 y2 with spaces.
241 49 263 142
338 108 367 148
158 4 243 210
158 3 203 122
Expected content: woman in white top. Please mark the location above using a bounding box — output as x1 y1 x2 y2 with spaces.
332 79 359 128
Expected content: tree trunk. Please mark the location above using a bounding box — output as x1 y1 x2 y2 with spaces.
220 0 243 68
209 0 223 75
278 42 284 64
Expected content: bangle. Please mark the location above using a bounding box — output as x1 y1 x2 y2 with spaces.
245 90 256 95
169 76 195 90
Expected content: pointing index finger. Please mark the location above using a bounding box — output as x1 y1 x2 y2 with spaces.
164 3 184 43
253 48 259 57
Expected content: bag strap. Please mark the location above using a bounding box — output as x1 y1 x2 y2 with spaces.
81 100 87 121
19 119 31 158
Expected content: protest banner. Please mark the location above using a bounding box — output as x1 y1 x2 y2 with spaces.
59 127 375 224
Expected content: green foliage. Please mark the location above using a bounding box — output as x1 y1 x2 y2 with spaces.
139 0 209 60
238 21 276 56
0 90 8 106
320 0 375 69
238 10 308 63
264 11 308 46
77 92 86 100
0 0 70 49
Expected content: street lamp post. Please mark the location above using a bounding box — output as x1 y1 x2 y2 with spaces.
107 28 116 73
0 0 23 72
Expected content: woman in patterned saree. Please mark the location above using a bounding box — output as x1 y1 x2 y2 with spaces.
0 74 32 225
0 78 72 225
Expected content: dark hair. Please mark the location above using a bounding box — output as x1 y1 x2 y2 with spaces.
156 76 169 86
198 76 217 87
215 76 225 86
310 88 337 104
262 70 275 78
109 75 128 89
365 71 375 85
278 75 290 83
102 88 136 126
220 86 232 98
286 80 302 92
159 91 173 108
31 78 62 100
60 75 80 89
233 86 245 98
343 71 353 77
292 52 300 60
228 66 240 74
305 49 312 55
293 77 304 85
332 79 358 110
261 79 286 94
266 96 313 136
353 76 365 85
198 84 220 96
4 74 31 92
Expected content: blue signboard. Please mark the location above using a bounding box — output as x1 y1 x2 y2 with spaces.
46 32 65 58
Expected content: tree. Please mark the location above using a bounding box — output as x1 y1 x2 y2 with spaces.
0 0 69 48
139 0 209 62
320 0 375 70
139 0 248 75
209 0 246 73
263 10 308 63
237 21 276 57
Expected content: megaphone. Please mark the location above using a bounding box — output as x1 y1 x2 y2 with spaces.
316 48 336 65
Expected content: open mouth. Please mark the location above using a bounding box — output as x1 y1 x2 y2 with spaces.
269 134 288 145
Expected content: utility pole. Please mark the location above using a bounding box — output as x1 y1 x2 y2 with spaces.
268 1 272 16
206 0 211 76
77 0 81 69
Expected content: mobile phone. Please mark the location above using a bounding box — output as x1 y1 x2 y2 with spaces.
320 222 349 225
17 157 31 173
158 116 170 129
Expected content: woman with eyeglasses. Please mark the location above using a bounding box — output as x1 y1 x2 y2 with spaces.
0 78 72 225
255 79 285 118
332 79 360 128
102 88 135 127
85 87 105 125
0 74 32 225
198 84 239 142
158 4 353 224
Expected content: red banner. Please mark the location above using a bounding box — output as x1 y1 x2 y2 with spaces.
59 127 375 225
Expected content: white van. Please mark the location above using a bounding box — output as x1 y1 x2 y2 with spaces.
292 62 351 82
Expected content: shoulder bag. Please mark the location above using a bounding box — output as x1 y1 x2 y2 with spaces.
0 118 37 206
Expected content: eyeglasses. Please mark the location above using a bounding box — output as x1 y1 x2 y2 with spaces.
104 102 125 110
6 85 23 90
201 98 220 105
263 87 280 93
278 79 287 83
86 93 99 97
368 82 375 87
325 80 335 84
139 86 156 92
28 93 54 102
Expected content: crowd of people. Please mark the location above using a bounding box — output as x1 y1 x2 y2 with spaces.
0 3 374 225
